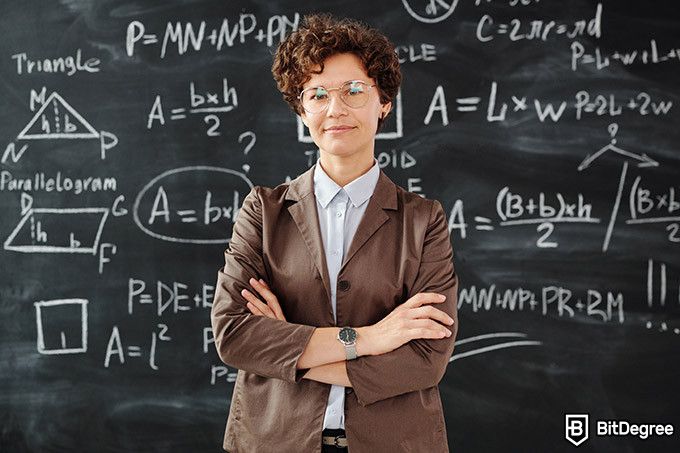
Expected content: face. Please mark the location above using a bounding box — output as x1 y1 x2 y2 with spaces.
299 52 391 162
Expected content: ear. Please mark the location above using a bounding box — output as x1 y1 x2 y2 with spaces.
380 101 392 119
300 112 309 128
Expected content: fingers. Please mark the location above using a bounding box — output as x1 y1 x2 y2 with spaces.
246 300 265 316
248 278 286 321
241 288 276 319
409 305 455 326
408 319 453 339
248 278 275 304
403 292 447 309
241 278 287 321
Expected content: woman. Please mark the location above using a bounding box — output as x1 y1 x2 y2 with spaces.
211 13 458 453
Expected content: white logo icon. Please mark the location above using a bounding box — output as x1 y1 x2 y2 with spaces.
565 414 589 446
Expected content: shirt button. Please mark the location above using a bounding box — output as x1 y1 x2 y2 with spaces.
331 250 338 256
338 280 350 291
336 212 343 217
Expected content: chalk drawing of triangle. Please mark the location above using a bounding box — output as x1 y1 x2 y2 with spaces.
17 92 99 140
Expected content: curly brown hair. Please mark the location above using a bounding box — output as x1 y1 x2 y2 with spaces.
271 13 401 132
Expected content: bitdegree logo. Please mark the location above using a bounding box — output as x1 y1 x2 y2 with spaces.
597 420 674 439
565 414 589 446
565 414 674 446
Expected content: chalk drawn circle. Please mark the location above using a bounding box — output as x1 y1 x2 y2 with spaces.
132 166 253 244
401 0 459 24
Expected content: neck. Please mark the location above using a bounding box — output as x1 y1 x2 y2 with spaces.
318 151 375 187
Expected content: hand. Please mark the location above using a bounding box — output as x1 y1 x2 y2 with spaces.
358 292 454 357
241 278 287 322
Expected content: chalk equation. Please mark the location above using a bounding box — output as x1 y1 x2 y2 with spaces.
628 178 680 243
146 78 238 136
423 83 673 127
460 284 625 324
128 278 214 316
126 13 300 58
475 3 601 43
132 166 253 244
572 39 680 71
105 324 170 370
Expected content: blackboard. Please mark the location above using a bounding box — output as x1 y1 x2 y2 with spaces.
1 0 679 452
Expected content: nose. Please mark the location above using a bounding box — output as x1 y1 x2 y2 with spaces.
325 90 348 117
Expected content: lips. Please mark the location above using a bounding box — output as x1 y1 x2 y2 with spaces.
324 125 355 133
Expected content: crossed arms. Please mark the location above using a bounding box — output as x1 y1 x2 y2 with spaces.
210 187 458 406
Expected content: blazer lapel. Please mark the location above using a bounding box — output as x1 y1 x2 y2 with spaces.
285 164 398 302
340 170 397 274
286 166 333 302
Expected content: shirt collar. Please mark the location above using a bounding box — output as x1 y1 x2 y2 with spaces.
313 157 380 208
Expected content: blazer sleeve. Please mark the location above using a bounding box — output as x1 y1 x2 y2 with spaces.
345 199 459 406
210 186 316 383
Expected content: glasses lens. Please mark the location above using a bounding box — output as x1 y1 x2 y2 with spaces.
301 87 328 113
341 81 368 108
300 82 371 113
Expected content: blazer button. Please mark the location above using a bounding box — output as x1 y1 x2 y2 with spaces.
337 280 350 291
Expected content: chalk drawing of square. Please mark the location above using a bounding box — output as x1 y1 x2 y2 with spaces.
296 89 403 143
34 299 88 354
4 208 108 254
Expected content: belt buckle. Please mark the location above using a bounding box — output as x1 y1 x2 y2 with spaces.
334 435 345 448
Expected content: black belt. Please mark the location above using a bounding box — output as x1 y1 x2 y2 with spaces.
322 428 347 448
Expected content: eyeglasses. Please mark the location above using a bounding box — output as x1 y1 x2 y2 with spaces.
298 80 376 114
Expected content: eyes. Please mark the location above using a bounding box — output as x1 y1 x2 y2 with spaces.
308 87 328 101
303 81 368 101
298 80 375 113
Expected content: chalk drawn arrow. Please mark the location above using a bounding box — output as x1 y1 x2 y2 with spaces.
578 123 659 252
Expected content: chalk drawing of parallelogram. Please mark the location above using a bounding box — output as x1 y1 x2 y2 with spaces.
4 207 109 254
34 299 88 354
17 92 99 140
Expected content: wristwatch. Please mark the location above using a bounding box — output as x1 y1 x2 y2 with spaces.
337 327 358 360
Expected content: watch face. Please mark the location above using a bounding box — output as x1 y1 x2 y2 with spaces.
339 327 357 344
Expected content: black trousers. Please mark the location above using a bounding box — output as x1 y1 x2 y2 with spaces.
321 428 348 452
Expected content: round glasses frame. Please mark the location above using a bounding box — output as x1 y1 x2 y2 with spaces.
298 80 377 114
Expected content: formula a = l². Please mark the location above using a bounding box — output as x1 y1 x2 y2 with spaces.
3 87 118 164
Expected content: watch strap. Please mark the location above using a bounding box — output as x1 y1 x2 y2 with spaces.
345 343 357 360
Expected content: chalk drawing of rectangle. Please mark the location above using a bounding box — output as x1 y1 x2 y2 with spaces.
4 208 109 254
34 299 88 354
296 89 403 143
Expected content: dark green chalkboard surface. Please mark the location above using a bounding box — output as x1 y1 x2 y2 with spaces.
1 1 679 451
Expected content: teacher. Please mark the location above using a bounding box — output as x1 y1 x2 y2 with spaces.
211 13 459 453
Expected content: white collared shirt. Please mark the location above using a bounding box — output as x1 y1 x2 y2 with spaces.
313 156 380 429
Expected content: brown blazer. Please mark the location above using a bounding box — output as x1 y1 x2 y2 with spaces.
211 164 459 453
